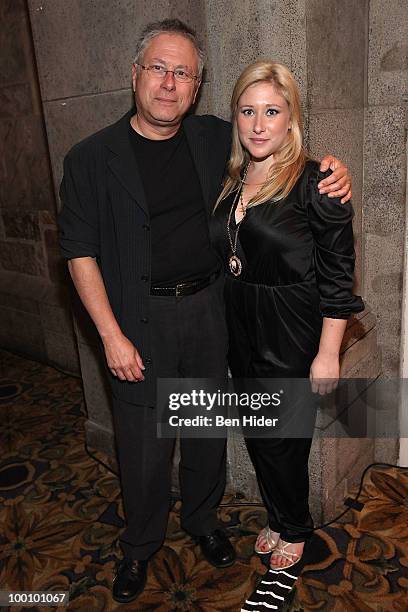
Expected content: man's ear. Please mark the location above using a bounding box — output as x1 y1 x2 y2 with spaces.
192 80 202 105
131 63 137 92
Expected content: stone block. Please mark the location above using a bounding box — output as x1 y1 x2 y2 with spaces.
0 270 71 326
374 438 399 464
363 105 406 234
379 283 403 321
353 232 363 295
43 227 58 249
0 1 29 86
0 83 33 119
2 210 41 241
372 296 402 352
285 0 307 102
346 348 382 380
341 327 379 378
335 438 374 488
309 435 323 522
77 341 113 427
317 438 342 510
363 230 403 377
44 231 67 283
44 274 67 312
35 242 47 279
368 0 408 105
40 301 74 336
227 434 260 498
39 210 56 226
308 108 364 232
0 291 39 315
43 328 79 375
317 353 381 437
306 0 367 110
42 279 71 307
315 437 375 520
204 0 306 119
71 289 100 347
28 0 178 101
45 243 67 285
364 232 404 300
0 305 46 362
0 269 47 300
378 345 400 379
0 115 55 212
192 82 213 118
342 310 376 353
0 0 25 16
0 241 39 275
85 420 118 472
43 90 132 201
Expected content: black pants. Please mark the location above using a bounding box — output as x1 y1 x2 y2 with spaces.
236 380 317 543
245 436 314 542
112 276 229 560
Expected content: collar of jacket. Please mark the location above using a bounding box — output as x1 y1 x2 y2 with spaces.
103 109 212 216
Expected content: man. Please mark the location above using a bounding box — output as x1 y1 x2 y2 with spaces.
59 19 352 604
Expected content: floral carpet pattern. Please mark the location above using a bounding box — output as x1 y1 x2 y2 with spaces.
0 349 407 611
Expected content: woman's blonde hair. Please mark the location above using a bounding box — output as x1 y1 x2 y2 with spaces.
215 60 307 209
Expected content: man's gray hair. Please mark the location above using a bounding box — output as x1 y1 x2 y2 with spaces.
134 18 205 78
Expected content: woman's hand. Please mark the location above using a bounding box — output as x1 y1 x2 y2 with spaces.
309 351 340 395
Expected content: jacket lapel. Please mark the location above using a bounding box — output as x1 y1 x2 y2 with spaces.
183 118 212 215
105 112 221 218
105 111 149 215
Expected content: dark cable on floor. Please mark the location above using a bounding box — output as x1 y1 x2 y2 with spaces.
96 462 407 532
219 462 408 532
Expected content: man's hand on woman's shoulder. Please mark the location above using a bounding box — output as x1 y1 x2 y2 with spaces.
318 155 352 203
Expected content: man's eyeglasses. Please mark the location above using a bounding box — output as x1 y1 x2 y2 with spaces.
135 63 199 83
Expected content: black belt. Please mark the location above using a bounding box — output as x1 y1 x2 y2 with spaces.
150 273 219 297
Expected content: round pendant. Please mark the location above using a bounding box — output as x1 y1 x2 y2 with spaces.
229 255 242 276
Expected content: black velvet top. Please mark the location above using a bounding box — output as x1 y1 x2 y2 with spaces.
210 160 364 377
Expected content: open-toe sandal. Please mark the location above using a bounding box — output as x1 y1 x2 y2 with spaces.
254 527 279 555
270 540 302 570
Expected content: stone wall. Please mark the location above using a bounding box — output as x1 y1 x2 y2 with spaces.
306 0 368 295
362 0 407 464
363 0 407 379
0 0 78 373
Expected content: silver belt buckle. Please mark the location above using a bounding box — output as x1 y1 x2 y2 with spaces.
176 283 183 297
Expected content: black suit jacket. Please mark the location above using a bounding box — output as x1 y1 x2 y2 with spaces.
59 110 231 404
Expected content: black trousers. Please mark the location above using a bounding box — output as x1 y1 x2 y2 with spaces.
245 436 314 543
112 276 229 560
235 381 317 543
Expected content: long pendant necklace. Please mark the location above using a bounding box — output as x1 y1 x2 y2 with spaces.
226 164 250 277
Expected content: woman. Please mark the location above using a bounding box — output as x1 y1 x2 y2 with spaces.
211 61 364 570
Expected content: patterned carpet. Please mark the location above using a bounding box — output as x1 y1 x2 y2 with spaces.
0 349 407 611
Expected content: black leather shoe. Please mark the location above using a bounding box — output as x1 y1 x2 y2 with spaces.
197 530 236 568
112 558 148 603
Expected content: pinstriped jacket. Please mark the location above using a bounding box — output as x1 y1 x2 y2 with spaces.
58 109 231 405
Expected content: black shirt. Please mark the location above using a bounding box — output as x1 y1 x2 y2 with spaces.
129 123 219 285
